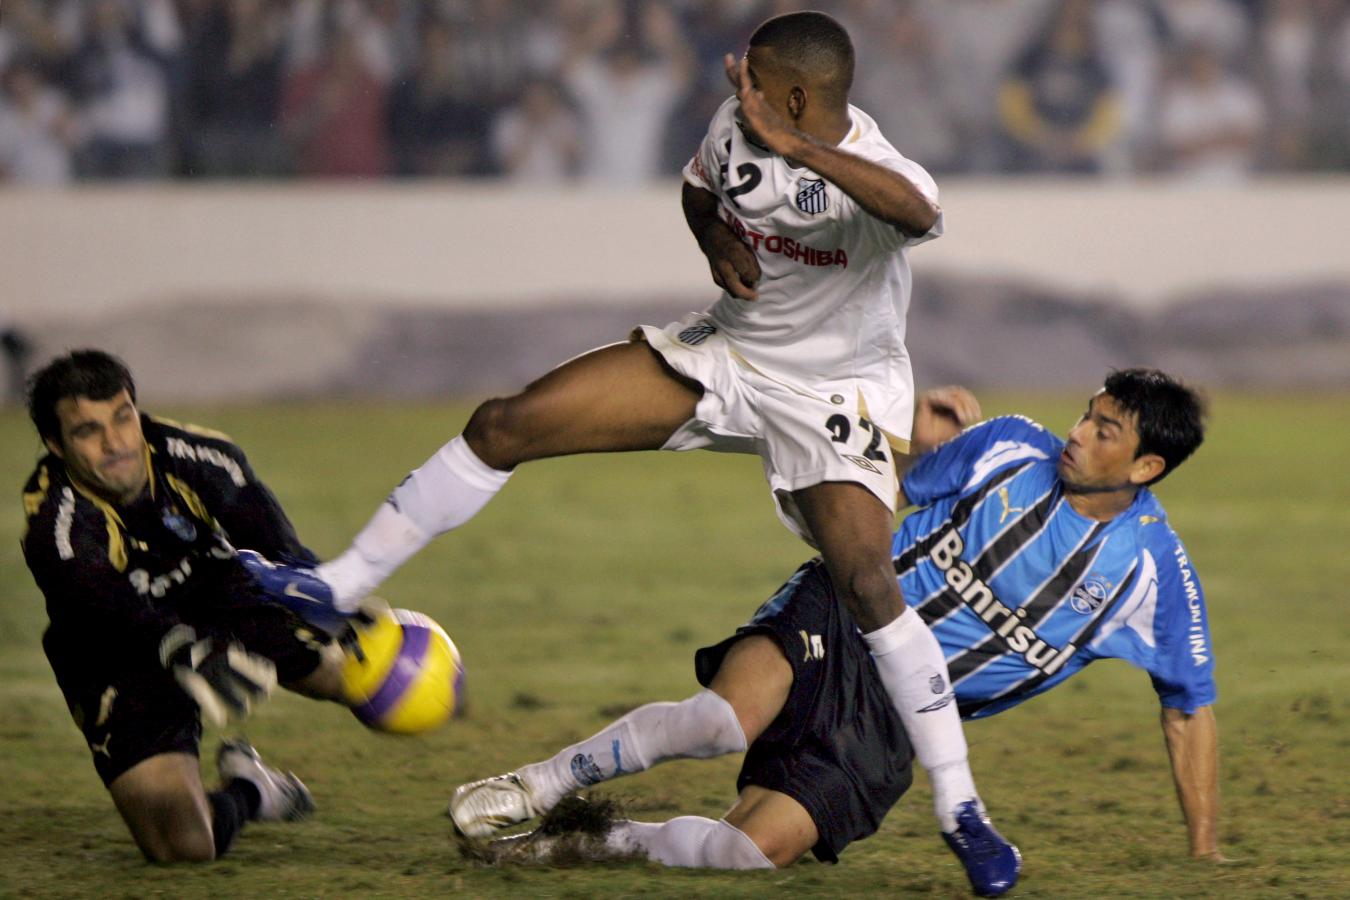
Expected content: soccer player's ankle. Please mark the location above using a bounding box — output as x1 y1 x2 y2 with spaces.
314 553 376 610
930 760 979 832
516 762 566 812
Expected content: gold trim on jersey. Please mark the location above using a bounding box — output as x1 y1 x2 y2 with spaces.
165 473 219 531
145 442 157 500
149 415 234 443
64 446 155 573
22 464 50 520
58 489 132 573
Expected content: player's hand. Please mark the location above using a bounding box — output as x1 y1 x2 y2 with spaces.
912 385 981 452
724 53 800 157
159 624 276 728
699 220 761 300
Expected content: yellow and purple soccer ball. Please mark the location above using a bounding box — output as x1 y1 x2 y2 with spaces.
341 607 465 734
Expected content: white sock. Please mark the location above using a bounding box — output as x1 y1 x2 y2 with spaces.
864 607 979 832
317 436 511 608
606 818 773 869
518 690 746 813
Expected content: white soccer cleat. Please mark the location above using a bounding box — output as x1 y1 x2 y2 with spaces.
217 739 315 823
448 772 538 838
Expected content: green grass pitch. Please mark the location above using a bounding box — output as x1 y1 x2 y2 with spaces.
2 393 1347 898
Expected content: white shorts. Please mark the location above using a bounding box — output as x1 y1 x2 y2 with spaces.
635 314 904 546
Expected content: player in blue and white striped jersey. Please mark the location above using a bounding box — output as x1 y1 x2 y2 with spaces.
898 392 1214 724
895 369 1219 862
448 368 1220 885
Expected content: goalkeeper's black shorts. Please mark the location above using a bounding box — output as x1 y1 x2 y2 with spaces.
44 601 326 787
694 558 914 863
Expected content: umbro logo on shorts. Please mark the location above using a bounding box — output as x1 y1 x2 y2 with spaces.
844 454 882 475
678 323 718 346
796 178 827 214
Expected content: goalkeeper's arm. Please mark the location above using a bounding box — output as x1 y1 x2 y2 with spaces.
159 625 277 728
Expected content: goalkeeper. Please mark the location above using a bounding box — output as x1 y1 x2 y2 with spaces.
20 349 353 862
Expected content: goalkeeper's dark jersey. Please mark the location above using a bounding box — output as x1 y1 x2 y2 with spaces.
21 414 316 681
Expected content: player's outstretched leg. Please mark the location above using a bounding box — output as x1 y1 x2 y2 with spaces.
486 811 776 869
451 635 791 839
792 481 1019 895
478 787 809 870
311 341 702 611
449 689 747 838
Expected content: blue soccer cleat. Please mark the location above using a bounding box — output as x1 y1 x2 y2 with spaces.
942 800 1022 897
237 549 347 634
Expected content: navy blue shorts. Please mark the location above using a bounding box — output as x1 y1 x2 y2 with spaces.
695 559 913 863
45 601 325 787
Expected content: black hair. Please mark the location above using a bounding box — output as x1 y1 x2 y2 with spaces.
748 11 854 101
1103 368 1206 485
27 349 137 444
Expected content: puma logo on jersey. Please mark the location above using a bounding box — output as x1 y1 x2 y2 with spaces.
997 487 1025 524
90 734 113 759
95 686 118 727
798 630 825 661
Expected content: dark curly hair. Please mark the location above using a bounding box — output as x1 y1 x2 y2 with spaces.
27 349 137 444
1103 368 1206 485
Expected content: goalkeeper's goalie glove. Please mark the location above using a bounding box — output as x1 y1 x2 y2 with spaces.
159 624 277 728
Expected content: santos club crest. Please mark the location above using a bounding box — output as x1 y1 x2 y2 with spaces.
796 178 827 214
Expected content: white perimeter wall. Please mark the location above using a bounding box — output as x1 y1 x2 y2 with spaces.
4 177 1348 321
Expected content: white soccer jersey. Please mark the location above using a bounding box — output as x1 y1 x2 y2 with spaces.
682 96 943 442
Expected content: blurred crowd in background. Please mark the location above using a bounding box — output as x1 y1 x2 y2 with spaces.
0 0 1348 186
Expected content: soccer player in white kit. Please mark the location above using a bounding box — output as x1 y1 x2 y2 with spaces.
246 12 1018 888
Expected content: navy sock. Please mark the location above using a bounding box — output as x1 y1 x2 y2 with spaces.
208 779 260 858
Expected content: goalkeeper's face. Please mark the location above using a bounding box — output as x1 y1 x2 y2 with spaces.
47 389 149 505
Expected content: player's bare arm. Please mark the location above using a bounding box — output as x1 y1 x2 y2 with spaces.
895 386 982 510
1161 705 1225 861
725 54 939 238
912 386 981 453
682 182 761 301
